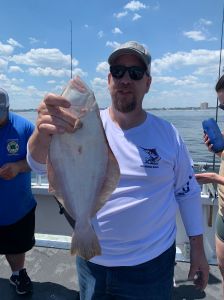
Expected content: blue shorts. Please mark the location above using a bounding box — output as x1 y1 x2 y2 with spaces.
76 242 176 300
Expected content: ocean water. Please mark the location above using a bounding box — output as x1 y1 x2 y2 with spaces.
17 108 224 164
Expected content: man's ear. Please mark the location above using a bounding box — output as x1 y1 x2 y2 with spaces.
146 76 152 93
108 72 112 84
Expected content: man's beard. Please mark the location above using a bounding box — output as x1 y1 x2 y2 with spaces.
114 98 137 113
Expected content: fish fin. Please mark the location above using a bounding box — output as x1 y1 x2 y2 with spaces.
48 146 77 219
47 155 57 193
94 147 120 214
47 154 65 205
70 221 101 260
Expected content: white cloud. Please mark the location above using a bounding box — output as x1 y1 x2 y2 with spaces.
113 11 128 19
193 64 219 76
29 37 39 44
152 76 177 84
91 77 108 87
199 18 212 26
55 84 65 91
112 27 122 34
150 75 208 89
124 1 146 11
8 66 24 73
0 58 8 70
0 42 14 55
106 41 120 49
0 73 9 81
132 13 141 21
7 38 23 48
172 75 199 86
91 77 110 108
28 66 69 77
72 68 87 78
11 77 24 84
10 48 79 69
28 65 87 79
152 49 221 75
97 31 104 39
96 61 109 74
183 31 206 41
184 18 216 42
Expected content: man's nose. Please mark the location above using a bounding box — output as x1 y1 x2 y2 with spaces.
120 70 132 83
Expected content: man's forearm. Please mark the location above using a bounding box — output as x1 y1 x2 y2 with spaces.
15 159 31 173
189 234 205 251
28 128 51 164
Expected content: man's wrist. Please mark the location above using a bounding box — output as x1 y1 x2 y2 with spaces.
189 234 205 250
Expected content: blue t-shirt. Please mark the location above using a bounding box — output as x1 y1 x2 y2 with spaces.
0 112 36 225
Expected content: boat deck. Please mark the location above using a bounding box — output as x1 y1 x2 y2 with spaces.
0 245 222 300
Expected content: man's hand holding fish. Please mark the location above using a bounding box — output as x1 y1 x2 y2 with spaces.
28 91 82 162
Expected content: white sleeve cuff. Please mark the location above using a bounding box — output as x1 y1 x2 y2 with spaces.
26 144 47 175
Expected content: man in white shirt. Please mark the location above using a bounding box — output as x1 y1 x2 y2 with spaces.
27 41 209 299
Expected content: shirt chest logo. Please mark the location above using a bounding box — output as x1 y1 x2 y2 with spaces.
140 147 161 168
7 140 19 154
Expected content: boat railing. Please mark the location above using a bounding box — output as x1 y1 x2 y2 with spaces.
193 161 220 172
31 163 219 263
31 161 221 186
32 173 48 186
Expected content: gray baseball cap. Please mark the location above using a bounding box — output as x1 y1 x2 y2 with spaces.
0 88 9 109
108 41 151 71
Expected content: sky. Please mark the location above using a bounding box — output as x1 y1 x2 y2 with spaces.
0 0 224 109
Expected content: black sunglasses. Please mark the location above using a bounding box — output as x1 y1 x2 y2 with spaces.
110 65 149 81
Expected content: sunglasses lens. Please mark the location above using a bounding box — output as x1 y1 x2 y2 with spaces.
110 66 126 79
129 67 145 80
110 65 146 80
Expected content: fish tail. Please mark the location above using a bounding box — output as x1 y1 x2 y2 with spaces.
70 222 101 260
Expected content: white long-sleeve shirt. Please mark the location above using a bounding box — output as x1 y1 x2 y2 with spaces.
27 109 203 266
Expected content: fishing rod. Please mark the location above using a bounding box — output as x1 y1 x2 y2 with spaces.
70 20 73 79
212 3 224 170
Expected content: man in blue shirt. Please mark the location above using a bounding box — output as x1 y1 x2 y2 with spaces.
0 88 36 295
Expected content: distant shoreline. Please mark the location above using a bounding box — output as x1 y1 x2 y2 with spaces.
11 107 217 112
11 109 37 112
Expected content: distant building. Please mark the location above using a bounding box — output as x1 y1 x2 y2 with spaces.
200 102 208 109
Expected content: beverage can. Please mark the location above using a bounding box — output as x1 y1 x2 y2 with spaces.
202 118 224 153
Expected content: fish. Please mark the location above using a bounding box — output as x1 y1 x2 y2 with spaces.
47 76 120 260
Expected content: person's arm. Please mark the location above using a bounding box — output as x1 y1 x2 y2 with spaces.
195 172 224 185
28 93 81 164
177 184 209 290
28 128 52 164
188 235 209 290
173 128 209 290
0 159 31 180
